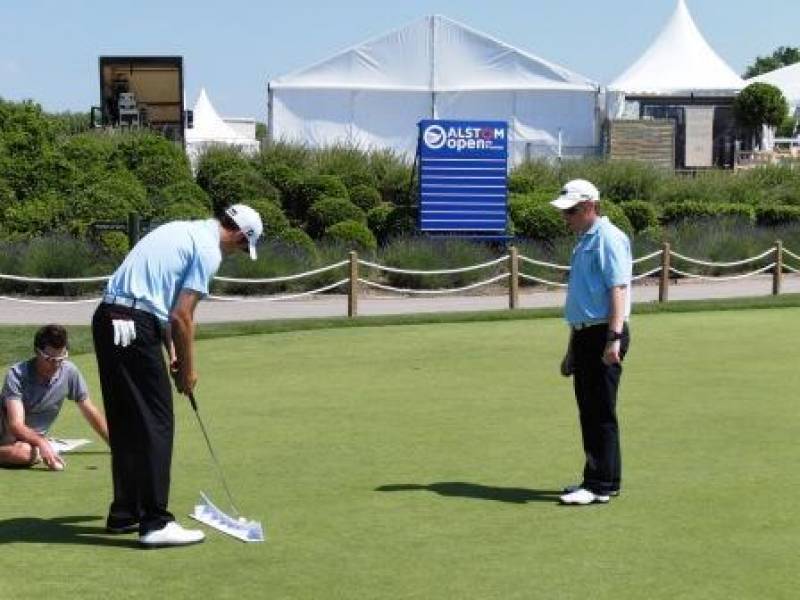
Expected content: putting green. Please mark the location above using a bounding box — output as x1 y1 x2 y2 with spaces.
1 309 797 599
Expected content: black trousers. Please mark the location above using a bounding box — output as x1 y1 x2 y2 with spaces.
92 303 175 534
572 323 630 495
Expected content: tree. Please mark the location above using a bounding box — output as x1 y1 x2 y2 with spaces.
743 46 800 79
733 83 788 144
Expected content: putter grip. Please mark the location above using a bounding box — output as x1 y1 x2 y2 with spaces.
188 392 198 412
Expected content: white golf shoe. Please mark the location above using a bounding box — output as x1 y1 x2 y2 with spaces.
559 488 610 505
139 521 205 547
563 484 620 497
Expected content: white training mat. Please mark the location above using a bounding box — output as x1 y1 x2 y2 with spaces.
48 438 92 454
189 492 264 543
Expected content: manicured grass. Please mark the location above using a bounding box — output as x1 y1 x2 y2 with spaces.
1 309 797 599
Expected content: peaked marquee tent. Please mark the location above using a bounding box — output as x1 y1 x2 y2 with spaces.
607 0 744 116
186 88 260 167
606 0 745 167
268 15 601 163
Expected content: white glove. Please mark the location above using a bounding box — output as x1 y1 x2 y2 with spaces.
112 319 136 347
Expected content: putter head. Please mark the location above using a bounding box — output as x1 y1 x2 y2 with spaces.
190 492 264 543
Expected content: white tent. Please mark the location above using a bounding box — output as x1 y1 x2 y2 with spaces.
186 88 259 167
748 62 800 114
607 0 744 116
268 15 600 164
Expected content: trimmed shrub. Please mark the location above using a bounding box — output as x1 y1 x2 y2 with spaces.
509 195 568 241
1 191 66 239
0 177 15 206
158 201 210 221
600 201 635 238
323 220 377 253
755 205 800 227
195 146 252 192
284 174 348 224
66 169 150 233
58 132 121 189
660 202 755 225
620 200 659 233
153 180 211 219
306 197 365 238
207 167 280 215
246 197 290 237
275 227 317 257
349 184 382 212
112 131 192 193
367 202 394 245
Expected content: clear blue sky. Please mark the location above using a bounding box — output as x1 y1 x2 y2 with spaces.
0 0 797 122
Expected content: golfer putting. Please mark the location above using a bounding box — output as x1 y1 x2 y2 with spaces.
91 204 263 547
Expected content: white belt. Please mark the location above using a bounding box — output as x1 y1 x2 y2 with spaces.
102 294 158 317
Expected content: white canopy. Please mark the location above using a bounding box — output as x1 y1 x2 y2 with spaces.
608 0 744 97
268 15 600 163
186 88 259 167
748 62 800 111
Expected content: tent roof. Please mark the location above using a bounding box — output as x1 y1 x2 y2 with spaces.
186 88 250 142
748 62 800 106
269 15 597 92
608 0 744 96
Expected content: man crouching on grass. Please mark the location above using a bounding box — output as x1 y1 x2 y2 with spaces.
0 324 108 470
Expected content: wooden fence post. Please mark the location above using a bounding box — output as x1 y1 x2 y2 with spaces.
348 250 358 318
773 240 783 296
508 245 519 310
659 242 670 303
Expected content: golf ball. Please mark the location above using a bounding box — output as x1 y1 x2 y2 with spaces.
238 517 247 524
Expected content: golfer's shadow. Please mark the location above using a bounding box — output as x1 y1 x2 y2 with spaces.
375 482 561 504
0 515 138 548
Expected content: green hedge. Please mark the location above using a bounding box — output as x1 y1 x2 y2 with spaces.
621 200 659 233
324 220 377 253
509 194 568 241
660 202 756 225
306 197 366 239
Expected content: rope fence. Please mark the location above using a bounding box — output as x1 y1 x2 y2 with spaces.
0 240 798 315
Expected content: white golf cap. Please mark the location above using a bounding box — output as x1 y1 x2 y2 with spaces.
225 204 263 260
550 179 600 210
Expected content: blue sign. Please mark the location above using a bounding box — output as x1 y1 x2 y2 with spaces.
418 119 508 232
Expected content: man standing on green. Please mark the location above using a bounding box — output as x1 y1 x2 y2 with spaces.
552 180 632 506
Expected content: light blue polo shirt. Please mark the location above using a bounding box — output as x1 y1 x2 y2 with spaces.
564 216 632 325
105 219 222 322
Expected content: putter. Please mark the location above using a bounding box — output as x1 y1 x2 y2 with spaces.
187 392 264 542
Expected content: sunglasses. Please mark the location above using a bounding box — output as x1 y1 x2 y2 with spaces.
562 205 581 216
37 348 69 364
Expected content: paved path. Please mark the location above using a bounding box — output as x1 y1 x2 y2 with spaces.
1 275 798 325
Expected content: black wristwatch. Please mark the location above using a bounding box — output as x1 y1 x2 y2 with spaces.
606 330 623 342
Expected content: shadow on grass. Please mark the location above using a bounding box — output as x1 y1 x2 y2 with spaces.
375 482 562 504
0 515 138 548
